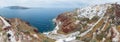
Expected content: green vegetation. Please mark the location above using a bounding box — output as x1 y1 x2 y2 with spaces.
109 14 115 20
90 39 97 42
91 16 100 21
79 18 90 22
96 32 106 41
24 31 30 35
104 24 111 32
82 23 87 27
82 37 91 42
76 36 81 40
0 27 2 32
43 39 49 42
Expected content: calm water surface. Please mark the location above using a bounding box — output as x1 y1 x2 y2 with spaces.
0 8 74 33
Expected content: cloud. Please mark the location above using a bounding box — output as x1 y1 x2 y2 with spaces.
0 0 120 8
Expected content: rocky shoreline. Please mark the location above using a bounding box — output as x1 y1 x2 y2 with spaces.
0 16 55 42
1 3 120 42
43 3 120 42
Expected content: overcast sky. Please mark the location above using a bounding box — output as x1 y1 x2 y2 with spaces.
0 0 120 8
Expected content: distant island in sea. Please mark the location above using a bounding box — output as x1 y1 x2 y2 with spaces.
5 6 29 9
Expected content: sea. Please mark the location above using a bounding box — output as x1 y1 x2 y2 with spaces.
0 8 74 33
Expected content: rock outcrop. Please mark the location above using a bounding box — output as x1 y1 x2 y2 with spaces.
0 16 54 42
52 3 120 42
2 3 120 42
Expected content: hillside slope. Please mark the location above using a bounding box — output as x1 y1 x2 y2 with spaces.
44 3 120 42
0 16 54 42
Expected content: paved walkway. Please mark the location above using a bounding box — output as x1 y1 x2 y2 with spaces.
0 16 11 29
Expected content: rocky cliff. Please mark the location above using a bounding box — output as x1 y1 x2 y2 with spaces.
0 16 54 42
1 3 120 42
50 3 120 42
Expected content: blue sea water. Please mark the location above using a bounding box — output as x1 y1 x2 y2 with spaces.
0 8 73 33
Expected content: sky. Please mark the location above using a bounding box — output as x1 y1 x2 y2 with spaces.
0 0 120 8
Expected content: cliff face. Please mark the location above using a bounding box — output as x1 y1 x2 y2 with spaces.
1 3 120 42
54 3 120 42
0 16 54 42
56 12 80 34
